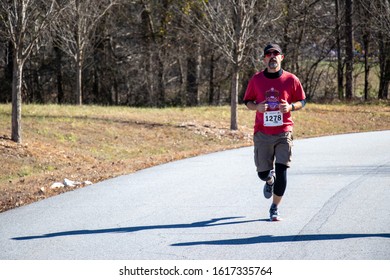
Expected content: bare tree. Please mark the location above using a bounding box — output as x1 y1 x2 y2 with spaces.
356 0 372 100
183 0 275 130
275 0 337 100
344 0 353 100
374 0 390 99
360 0 390 99
139 0 170 107
52 0 116 105
0 0 57 143
335 0 344 99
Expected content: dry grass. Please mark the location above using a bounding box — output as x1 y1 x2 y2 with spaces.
1 102 389 212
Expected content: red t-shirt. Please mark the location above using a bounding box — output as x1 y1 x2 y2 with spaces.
244 70 306 135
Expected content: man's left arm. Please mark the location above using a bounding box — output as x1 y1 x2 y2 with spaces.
279 99 306 113
290 99 306 112
289 75 306 112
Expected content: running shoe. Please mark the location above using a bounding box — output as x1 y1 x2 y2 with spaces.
269 205 281 221
263 170 275 199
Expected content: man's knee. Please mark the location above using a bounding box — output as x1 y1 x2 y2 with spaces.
258 170 273 181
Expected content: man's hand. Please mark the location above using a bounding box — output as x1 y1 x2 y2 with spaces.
256 100 268 113
279 99 291 113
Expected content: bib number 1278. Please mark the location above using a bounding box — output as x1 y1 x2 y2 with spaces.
264 111 283 127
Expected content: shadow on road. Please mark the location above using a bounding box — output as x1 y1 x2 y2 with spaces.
11 216 265 241
171 233 390 246
12 215 389 248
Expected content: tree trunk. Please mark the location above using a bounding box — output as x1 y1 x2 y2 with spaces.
345 0 353 100
335 0 344 99
76 52 83 105
1 41 13 103
378 38 390 99
358 0 371 101
208 52 215 105
156 54 165 107
177 53 186 106
186 45 201 107
230 63 239 130
186 56 198 106
11 56 23 143
54 46 64 104
363 32 370 100
379 34 385 99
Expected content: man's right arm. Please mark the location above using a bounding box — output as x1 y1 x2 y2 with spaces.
245 100 267 113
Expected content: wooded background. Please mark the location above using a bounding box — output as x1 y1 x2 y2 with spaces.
0 0 389 142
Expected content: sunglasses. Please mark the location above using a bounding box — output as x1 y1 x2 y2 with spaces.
264 51 281 57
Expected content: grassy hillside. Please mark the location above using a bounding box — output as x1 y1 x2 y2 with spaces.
1 102 389 212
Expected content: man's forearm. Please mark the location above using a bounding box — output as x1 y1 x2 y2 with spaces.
291 99 306 111
245 101 258 111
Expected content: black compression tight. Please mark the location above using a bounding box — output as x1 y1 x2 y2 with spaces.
257 163 288 197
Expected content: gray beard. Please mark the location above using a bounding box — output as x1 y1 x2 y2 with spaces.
268 61 278 69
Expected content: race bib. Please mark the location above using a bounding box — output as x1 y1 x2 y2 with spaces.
264 111 283 127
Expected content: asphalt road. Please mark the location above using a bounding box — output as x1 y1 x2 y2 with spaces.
0 131 389 260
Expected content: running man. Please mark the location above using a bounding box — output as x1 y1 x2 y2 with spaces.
243 43 306 221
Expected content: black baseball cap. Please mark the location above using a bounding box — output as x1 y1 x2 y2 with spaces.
264 43 283 55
